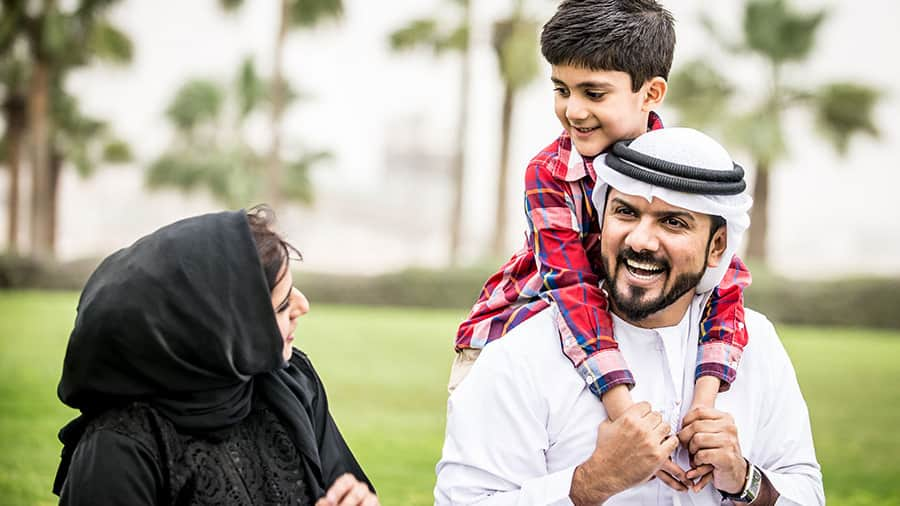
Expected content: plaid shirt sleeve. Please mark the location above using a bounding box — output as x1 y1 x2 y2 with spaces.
697 254 752 391
525 161 634 398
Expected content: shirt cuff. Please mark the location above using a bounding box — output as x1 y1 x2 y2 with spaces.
518 465 577 506
576 350 635 398
695 341 743 390
758 467 823 506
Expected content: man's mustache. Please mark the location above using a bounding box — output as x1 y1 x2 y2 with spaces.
617 248 670 271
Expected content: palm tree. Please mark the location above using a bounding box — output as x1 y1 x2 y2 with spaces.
666 0 881 263
48 83 133 244
148 59 328 208
490 0 540 257
388 0 471 266
219 0 343 208
0 0 133 258
0 56 28 253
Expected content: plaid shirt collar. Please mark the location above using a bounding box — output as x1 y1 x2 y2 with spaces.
550 111 664 182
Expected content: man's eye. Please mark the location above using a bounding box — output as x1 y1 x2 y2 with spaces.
615 207 635 216
664 218 686 228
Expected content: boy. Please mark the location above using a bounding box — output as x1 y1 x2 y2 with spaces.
451 0 751 490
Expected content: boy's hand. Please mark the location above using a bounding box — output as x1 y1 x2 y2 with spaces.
683 376 722 491
654 460 690 492
678 407 747 495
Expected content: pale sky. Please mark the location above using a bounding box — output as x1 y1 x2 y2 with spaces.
3 0 899 278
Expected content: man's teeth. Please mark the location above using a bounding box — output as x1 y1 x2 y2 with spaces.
626 258 663 273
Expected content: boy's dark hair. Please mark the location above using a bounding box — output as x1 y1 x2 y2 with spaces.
540 0 676 92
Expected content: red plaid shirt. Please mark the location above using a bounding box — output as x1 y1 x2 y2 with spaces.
456 113 751 397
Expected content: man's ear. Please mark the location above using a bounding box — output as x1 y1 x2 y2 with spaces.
641 77 667 111
706 225 728 268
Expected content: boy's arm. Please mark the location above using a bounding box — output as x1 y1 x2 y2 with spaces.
524 162 632 398
696 255 752 392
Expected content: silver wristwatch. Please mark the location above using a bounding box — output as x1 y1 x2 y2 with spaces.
719 459 762 503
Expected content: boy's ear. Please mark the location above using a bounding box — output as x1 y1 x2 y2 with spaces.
641 77 668 112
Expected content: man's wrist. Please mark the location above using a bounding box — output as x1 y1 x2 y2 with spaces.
569 461 616 506
719 459 762 503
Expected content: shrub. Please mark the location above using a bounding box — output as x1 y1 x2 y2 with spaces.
3 254 899 330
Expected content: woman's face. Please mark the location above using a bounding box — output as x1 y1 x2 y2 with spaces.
270 262 310 362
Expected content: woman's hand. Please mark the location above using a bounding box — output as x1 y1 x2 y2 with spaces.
315 473 379 506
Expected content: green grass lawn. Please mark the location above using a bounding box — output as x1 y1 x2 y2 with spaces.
1 291 899 505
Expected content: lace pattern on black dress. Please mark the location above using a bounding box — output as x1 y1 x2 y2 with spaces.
83 402 313 506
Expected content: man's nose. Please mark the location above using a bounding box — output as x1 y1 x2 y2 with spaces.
624 219 659 252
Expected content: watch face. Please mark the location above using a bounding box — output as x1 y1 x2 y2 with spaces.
745 465 763 501
721 463 762 503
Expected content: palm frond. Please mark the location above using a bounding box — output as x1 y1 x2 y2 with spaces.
744 0 826 64
813 83 881 155
389 19 439 52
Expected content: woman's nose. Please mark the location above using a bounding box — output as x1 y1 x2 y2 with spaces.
291 287 310 318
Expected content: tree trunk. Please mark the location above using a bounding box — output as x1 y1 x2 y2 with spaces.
491 83 514 258
3 94 26 253
48 148 62 254
448 2 472 267
266 0 289 208
746 159 770 263
28 61 54 259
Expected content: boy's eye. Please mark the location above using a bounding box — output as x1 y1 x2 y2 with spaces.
586 91 606 100
554 87 570 97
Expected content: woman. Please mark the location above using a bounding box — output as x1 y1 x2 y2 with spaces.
53 207 378 506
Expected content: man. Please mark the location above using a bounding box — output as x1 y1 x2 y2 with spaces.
434 128 824 505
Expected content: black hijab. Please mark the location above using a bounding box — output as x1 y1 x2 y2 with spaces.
54 210 370 498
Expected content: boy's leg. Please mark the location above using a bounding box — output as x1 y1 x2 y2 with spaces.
447 348 482 394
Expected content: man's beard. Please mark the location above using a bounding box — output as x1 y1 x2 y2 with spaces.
602 248 706 323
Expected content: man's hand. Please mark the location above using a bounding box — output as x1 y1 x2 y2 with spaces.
315 473 379 506
678 407 747 494
570 402 679 505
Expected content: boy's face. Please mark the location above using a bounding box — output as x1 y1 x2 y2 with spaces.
551 65 659 157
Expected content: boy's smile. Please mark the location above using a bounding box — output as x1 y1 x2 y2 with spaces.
551 65 664 157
